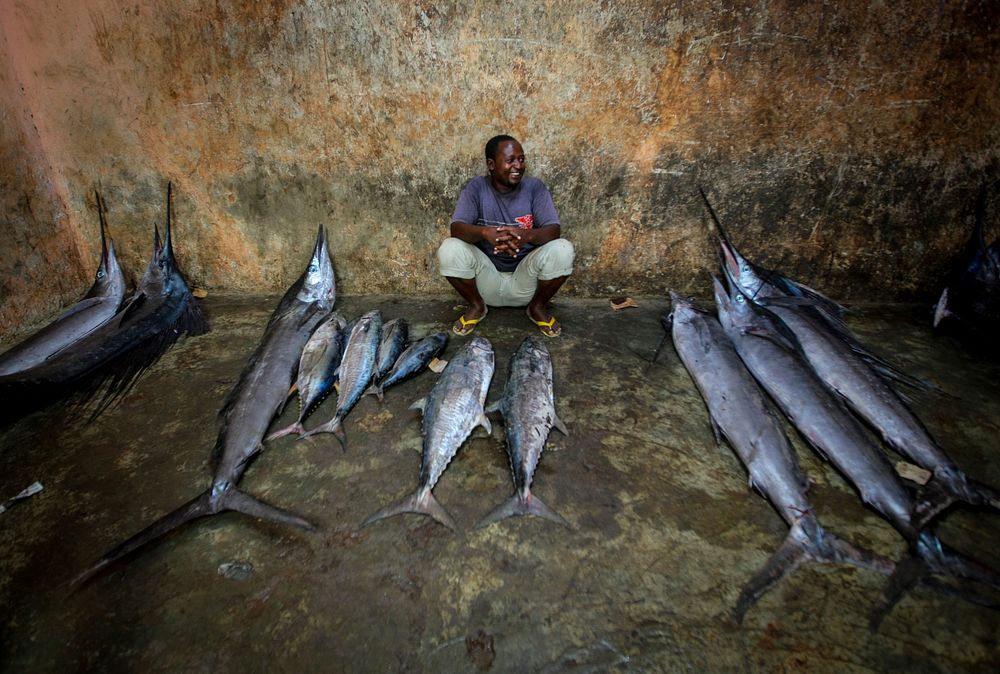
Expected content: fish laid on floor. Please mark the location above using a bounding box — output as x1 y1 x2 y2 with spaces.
300 309 382 450
363 331 448 402
0 190 127 376
266 310 348 440
714 275 1000 629
933 185 1000 340
478 336 570 528
0 183 207 424
362 336 494 532
668 292 892 621
373 317 408 383
71 225 336 586
713 212 1000 522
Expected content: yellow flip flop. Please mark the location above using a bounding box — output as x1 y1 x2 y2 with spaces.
452 308 487 336
529 313 561 338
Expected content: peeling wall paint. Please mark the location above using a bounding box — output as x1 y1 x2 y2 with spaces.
1 0 998 334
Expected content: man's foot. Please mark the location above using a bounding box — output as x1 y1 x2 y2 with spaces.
526 308 561 338
453 307 488 336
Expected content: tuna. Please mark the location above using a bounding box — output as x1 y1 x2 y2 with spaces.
299 310 382 450
0 190 128 376
0 183 207 424
266 310 348 440
669 292 892 621
361 336 494 532
714 274 1000 629
373 318 408 383
72 224 336 586
477 337 569 528
363 331 448 402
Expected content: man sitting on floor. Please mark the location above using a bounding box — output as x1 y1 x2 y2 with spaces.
437 134 575 337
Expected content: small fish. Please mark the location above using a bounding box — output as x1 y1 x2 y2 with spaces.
300 310 382 450
478 337 569 528
373 318 408 383
363 331 448 402
72 224 336 586
362 336 494 532
0 190 127 376
266 311 348 440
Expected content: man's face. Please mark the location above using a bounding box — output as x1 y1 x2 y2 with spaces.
488 140 526 193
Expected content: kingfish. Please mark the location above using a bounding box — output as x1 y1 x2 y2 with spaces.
0 183 207 423
714 275 1000 628
300 310 382 450
266 311 348 440
362 336 494 532
712 209 1000 521
477 337 569 528
72 225 336 586
669 292 892 621
363 331 448 401
0 191 128 376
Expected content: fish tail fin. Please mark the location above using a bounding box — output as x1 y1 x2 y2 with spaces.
70 489 216 589
220 487 315 531
871 531 1000 630
70 486 314 589
476 490 570 529
265 421 305 442
362 384 385 402
360 487 459 532
734 515 894 623
299 415 346 451
914 471 1000 528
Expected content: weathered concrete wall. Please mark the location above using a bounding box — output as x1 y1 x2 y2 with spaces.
1 0 998 334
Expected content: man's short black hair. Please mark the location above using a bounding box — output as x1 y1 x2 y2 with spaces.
485 134 518 162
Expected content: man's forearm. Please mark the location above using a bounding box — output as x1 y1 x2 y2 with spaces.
450 221 486 243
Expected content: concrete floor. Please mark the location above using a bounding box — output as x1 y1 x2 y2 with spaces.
1 294 998 673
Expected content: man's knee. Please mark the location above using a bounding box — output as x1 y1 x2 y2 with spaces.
536 238 575 279
437 237 476 277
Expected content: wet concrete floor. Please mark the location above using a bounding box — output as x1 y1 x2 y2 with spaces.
1 294 998 673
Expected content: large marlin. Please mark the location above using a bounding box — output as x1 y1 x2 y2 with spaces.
714 275 1000 628
0 183 207 423
478 337 570 528
668 292 891 621
0 191 128 376
362 336 494 532
72 225 336 586
711 207 1000 521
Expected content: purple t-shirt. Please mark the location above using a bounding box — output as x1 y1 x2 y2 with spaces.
451 175 561 272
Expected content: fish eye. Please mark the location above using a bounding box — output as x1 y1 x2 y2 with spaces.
308 263 318 273
741 265 750 273
96 270 105 279
736 294 745 303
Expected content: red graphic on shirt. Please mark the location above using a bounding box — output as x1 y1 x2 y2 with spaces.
514 214 535 229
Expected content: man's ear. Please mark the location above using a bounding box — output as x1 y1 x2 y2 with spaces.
486 159 495 172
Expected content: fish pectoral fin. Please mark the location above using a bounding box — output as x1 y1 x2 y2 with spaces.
117 292 148 325
478 413 492 435
708 416 724 446
54 297 104 321
409 397 427 413
484 399 502 415
552 413 569 436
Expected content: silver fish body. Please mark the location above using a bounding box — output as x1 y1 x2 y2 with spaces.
374 318 408 382
300 309 382 449
362 336 494 531
266 311 347 440
670 291 891 620
73 224 336 586
478 336 568 528
0 192 127 376
363 331 447 401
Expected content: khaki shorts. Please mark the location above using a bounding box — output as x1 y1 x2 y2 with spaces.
437 237 575 307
